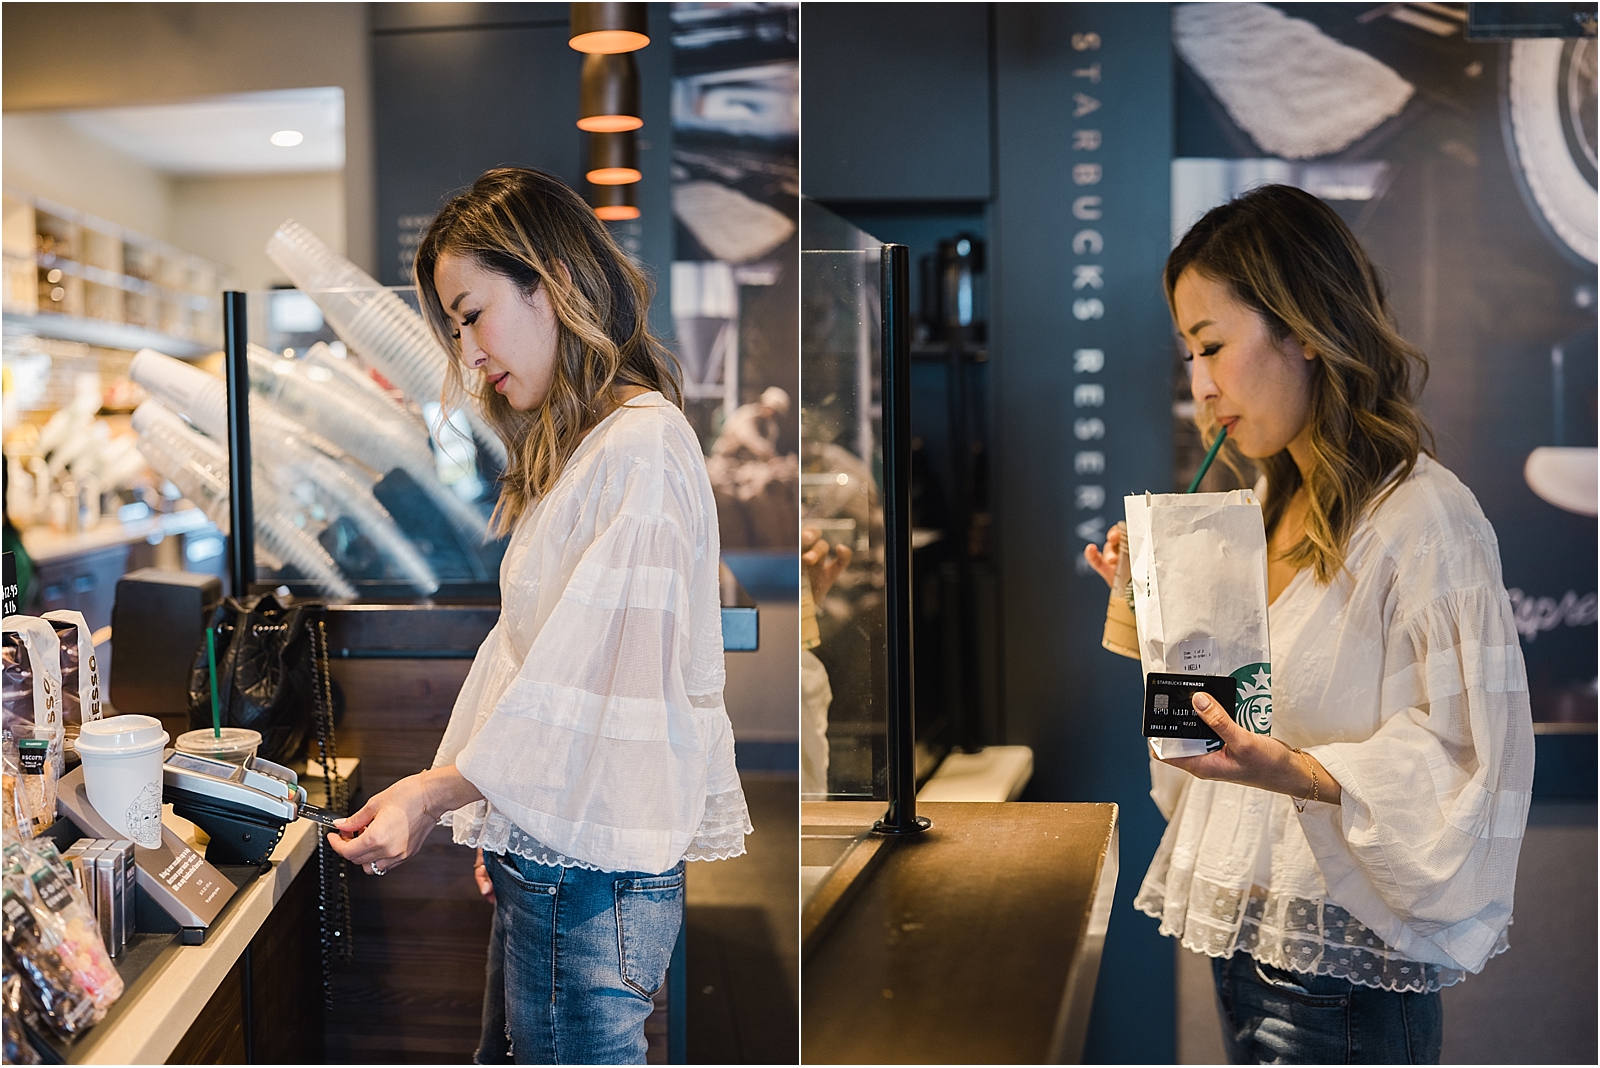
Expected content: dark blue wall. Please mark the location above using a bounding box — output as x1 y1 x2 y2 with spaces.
804 3 1179 1061
991 5 1175 1062
800 2 991 202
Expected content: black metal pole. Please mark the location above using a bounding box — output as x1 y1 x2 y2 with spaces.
946 320 981 754
224 291 255 599
875 244 929 836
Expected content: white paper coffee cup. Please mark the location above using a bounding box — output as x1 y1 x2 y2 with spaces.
75 715 169 848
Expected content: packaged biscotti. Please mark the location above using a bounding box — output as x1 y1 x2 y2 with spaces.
2 617 64 837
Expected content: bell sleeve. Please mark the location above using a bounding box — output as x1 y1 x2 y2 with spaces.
453 452 747 875
1297 582 1535 973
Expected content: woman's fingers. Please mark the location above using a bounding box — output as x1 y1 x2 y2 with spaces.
1084 543 1117 587
1191 692 1245 746
326 830 371 863
334 800 377 835
801 532 827 566
328 807 401 867
473 848 496 902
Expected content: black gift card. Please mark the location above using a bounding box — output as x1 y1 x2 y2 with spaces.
1143 672 1238 741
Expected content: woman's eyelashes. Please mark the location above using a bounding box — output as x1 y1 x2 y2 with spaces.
1185 342 1222 362
450 309 481 341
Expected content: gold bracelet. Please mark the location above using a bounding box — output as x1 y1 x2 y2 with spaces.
1289 746 1318 813
418 768 447 822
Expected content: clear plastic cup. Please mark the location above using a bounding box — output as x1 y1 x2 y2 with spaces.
175 727 262 767
75 715 170 848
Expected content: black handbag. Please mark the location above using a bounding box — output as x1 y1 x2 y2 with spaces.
188 593 327 764
188 593 354 1000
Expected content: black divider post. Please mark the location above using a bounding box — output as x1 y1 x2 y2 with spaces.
223 291 254 598
875 244 929 836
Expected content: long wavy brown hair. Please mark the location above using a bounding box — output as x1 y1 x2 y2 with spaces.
415 167 682 535
1165 184 1434 584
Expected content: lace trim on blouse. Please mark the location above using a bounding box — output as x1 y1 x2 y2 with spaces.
443 787 752 872
1135 872 1510 994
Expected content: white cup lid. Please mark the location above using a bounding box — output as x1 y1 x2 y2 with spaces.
76 714 169 753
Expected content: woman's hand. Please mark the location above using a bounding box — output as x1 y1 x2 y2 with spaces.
473 847 496 904
1161 692 1342 806
1083 524 1124 589
801 527 852 602
328 766 484 876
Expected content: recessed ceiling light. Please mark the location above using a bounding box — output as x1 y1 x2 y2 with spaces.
270 130 305 147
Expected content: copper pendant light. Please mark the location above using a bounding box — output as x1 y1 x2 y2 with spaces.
591 182 639 221
586 130 641 185
578 52 642 132
569 2 649 54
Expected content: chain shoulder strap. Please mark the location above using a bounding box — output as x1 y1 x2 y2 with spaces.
310 617 355 1008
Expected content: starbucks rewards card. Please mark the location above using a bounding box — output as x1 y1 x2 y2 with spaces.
1124 489 1273 758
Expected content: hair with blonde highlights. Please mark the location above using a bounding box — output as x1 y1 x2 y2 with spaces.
1165 184 1434 584
415 167 682 535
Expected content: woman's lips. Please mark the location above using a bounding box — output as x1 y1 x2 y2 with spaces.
489 372 509 393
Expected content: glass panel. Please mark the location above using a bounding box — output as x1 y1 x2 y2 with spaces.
240 286 506 601
801 200 886 800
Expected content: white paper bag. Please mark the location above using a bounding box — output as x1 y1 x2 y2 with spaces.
1125 490 1274 758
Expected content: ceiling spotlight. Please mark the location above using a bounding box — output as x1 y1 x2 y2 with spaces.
569 2 649 54
578 52 642 132
591 182 639 221
270 130 305 147
586 131 641 185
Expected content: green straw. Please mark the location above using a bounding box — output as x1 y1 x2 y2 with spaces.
1186 424 1229 494
206 626 222 739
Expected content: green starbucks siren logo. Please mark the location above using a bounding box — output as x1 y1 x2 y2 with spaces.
1230 663 1272 734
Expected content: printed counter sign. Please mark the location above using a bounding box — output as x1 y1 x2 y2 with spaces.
3 552 16 616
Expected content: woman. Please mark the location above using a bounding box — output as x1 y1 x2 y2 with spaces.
1085 185 1532 1064
328 168 751 1064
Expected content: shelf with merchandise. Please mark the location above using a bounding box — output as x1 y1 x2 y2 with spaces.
1 190 231 359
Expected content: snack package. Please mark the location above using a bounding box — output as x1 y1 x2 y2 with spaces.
3 971 45 1064
3 617 64 837
5 841 122 1012
41 611 102 753
1 884 100 1039
1124 489 1274 759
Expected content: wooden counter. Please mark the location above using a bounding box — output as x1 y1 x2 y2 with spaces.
61 760 356 1064
801 801 1118 1065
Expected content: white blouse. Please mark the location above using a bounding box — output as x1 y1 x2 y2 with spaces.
432 392 751 875
1135 455 1534 993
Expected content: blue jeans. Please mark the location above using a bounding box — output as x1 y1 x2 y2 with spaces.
475 853 685 1065
1212 953 1442 1064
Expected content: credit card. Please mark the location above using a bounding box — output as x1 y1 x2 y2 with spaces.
1143 671 1239 743
298 804 347 831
